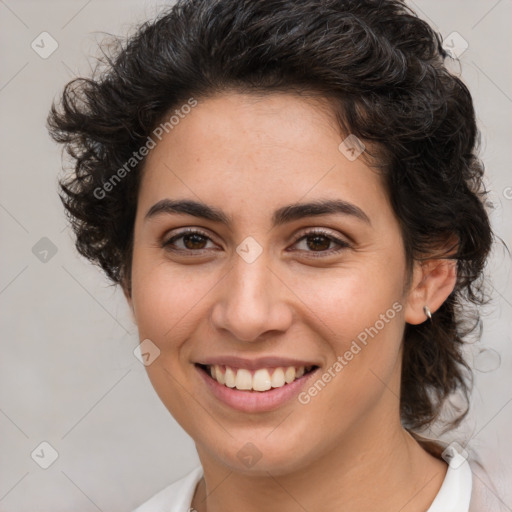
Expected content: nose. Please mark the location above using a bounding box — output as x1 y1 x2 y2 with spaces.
210 250 294 342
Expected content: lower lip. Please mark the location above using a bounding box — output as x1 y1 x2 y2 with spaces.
195 364 319 413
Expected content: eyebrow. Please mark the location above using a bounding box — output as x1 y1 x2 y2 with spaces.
145 198 371 227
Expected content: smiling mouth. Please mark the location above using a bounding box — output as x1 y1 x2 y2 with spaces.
197 363 318 392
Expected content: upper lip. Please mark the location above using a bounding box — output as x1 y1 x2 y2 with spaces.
196 355 319 370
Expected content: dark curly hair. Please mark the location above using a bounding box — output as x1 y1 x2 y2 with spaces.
47 0 493 437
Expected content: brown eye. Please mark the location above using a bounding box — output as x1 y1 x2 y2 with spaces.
291 229 350 256
162 229 216 252
305 234 332 251
181 233 208 250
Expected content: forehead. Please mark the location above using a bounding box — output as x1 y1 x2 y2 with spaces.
137 92 391 228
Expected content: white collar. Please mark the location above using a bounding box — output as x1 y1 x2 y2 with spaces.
426 457 473 512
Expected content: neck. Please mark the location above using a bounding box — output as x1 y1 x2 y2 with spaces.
192 417 447 512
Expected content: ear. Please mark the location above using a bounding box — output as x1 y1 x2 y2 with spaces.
121 277 137 325
404 259 457 325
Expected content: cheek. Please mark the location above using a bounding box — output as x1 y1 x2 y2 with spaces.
129 254 217 433
289 261 406 409
130 252 212 344
288 257 405 338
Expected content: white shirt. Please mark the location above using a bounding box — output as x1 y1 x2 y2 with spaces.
132 458 474 512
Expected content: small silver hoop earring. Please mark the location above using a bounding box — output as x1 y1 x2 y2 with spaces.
423 305 432 321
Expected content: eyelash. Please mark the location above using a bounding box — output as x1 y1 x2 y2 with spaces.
161 228 350 257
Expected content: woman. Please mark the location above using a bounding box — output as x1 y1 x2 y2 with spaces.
47 0 502 510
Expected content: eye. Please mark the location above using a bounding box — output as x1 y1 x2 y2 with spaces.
161 227 350 257
162 228 218 253
289 229 350 256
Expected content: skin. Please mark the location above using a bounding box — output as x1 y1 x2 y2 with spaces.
125 92 457 511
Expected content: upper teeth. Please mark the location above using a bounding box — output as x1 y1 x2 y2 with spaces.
207 365 312 391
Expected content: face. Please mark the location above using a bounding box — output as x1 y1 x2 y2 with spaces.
128 92 413 475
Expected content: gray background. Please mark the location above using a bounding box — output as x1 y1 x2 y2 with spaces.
0 1 511 510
